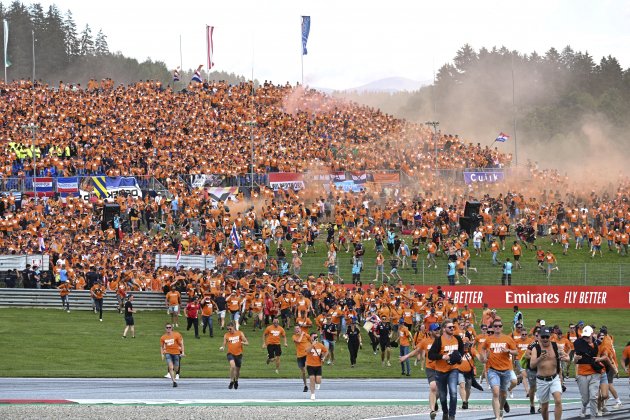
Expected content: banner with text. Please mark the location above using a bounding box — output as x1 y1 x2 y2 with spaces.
268 172 305 191
463 171 505 185
411 285 629 309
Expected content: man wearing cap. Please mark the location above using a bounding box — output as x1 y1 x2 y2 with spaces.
574 325 607 418
400 322 442 419
428 319 464 420
530 326 570 420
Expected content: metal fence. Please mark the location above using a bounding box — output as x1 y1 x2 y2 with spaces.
331 260 630 286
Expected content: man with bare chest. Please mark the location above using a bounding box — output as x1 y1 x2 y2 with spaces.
530 327 570 420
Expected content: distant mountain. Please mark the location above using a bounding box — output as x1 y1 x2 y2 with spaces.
344 77 430 93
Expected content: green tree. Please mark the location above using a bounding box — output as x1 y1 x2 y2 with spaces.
94 29 108 56
78 23 93 56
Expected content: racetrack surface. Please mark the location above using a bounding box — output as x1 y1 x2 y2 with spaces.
1 378 629 419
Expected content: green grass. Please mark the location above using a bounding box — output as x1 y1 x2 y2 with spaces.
294 232 629 285
1 307 628 378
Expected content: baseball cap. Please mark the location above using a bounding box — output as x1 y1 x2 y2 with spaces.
429 323 441 332
539 320 546 326
539 327 551 338
581 325 594 337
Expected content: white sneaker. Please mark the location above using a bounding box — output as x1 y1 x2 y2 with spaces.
315 384 320 390
613 401 622 409
176 374 179 380
387 361 391 367
455 280 460 285
509 392 514 399
310 394 315 400
164 373 170 378
467 279 471 285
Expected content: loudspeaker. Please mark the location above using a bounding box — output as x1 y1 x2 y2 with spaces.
459 216 481 236
464 201 481 218
102 203 120 230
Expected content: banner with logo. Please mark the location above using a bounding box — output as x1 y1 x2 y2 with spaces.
268 172 305 191
463 171 505 184
79 176 143 200
24 177 54 197
57 177 79 197
154 254 216 270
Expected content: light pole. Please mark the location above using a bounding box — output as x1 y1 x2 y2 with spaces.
425 121 440 174
245 120 257 190
22 122 39 198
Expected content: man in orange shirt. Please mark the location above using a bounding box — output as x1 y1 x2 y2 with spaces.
165 286 181 327
457 337 481 410
481 317 518 420
428 319 464 420
397 319 412 376
623 341 630 392
58 281 71 313
160 323 185 387
220 322 249 390
90 280 106 322
263 318 288 374
293 325 310 393
306 332 328 400
200 296 215 338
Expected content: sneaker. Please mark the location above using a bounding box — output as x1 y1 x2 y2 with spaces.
504 401 510 413
310 394 315 400
172 382 177 388
429 411 437 420
266 358 271 365
596 411 603 417
122 336 126 339
99 319 102 322
303 385 308 392
462 401 468 409
327 360 331 365
275 369 279 374
387 361 391 367
455 280 460 285
613 401 622 409
234 381 238 389
530 406 536 414
414 360 418 366
467 279 471 285
315 384 320 390
509 392 514 399
228 381 234 389
164 373 170 378
176 374 179 380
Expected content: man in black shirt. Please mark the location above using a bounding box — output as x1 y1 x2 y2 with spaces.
122 294 136 338
322 316 337 366
377 318 392 367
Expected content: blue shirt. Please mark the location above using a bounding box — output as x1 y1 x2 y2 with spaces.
447 261 456 276
503 261 513 275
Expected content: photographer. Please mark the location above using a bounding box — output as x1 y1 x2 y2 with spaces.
573 326 608 418
428 319 464 420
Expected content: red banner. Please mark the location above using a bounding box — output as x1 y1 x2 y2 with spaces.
411 286 630 309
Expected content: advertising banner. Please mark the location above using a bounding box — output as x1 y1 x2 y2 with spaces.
463 171 505 184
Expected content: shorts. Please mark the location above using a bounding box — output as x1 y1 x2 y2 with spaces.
124 316 134 326
168 305 179 314
323 339 335 351
527 369 537 389
307 365 322 376
606 369 615 384
536 375 562 403
514 255 520 261
458 371 473 387
165 353 181 367
267 344 282 359
426 367 437 383
600 372 609 385
379 340 390 352
227 353 243 368
218 310 226 319
487 368 513 391
473 241 481 249
297 356 306 369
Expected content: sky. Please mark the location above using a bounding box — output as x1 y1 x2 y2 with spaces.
32 0 630 90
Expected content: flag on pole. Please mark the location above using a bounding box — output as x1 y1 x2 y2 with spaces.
175 243 182 269
230 223 241 249
495 132 510 143
3 19 11 68
301 16 310 55
173 67 180 82
191 64 203 83
206 25 214 70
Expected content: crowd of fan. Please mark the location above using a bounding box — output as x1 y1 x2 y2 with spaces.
0 78 628 295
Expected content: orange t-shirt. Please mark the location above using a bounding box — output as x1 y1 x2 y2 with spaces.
622 345 630 370
264 325 286 345
433 335 461 373
166 291 180 305
306 342 328 367
398 325 411 347
457 349 478 373
293 332 310 357
482 334 517 371
225 331 246 356
160 332 183 355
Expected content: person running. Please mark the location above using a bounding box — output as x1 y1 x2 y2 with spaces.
400 322 441 418
306 332 328 400
160 323 184 387
122 294 136 339
458 336 482 410
292 325 310 392
165 286 181 327
573 325 606 418
263 318 288 374
530 326 570 420
58 281 71 312
321 315 337 365
185 297 201 339
345 318 362 368
481 317 518 420
377 317 393 367
397 319 412 376
428 319 464 420
220 322 249 390
90 280 106 322
200 296 215 338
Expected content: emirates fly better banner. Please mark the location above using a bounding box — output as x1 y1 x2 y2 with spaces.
411 286 630 309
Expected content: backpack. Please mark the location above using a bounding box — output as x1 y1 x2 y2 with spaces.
531 341 561 374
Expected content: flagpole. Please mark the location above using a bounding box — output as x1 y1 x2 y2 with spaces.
179 34 183 84
31 29 35 82
511 54 517 166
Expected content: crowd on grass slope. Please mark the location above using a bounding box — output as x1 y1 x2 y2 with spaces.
0 79 628 297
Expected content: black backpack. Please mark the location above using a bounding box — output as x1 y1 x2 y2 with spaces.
533 341 561 375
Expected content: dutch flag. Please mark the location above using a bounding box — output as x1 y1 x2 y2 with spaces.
191 65 203 83
495 132 510 142
230 223 241 249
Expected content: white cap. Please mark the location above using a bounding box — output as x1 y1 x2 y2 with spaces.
540 320 546 326
581 325 594 337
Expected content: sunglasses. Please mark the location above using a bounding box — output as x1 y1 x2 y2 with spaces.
165 326 173 329
487 331 494 335
445 325 454 329
494 324 503 328
540 335 550 339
